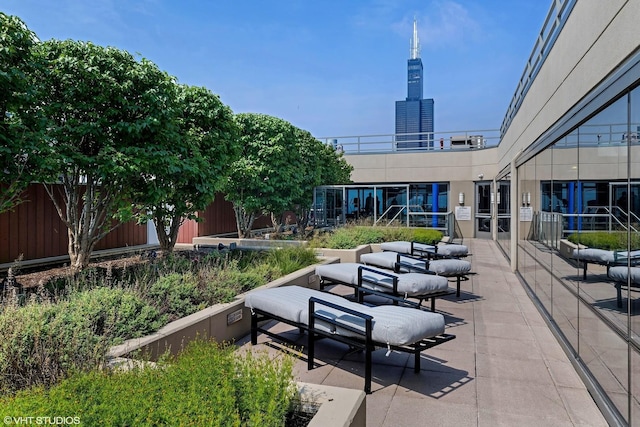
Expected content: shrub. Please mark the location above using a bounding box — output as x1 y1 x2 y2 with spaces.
265 246 318 275
378 227 442 245
0 287 165 395
567 231 640 250
199 267 258 304
1 246 318 396
145 273 204 321
0 301 109 395
309 226 443 249
0 339 297 427
63 287 166 343
309 226 385 249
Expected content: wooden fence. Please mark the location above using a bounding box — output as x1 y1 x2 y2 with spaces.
1 187 273 264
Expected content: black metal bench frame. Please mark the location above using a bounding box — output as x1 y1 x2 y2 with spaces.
404 241 471 260
389 253 469 297
318 264 453 311
249 287 455 394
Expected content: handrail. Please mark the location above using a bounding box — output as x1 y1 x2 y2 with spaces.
318 129 500 154
500 0 577 137
374 205 450 230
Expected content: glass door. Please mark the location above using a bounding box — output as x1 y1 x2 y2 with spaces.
476 182 492 238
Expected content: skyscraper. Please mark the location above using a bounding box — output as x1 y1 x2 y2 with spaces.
395 19 434 149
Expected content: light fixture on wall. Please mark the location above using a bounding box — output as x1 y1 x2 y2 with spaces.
527 192 531 206
458 192 465 205
522 192 531 206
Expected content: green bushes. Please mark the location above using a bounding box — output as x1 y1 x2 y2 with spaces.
0 288 166 395
567 231 640 250
0 339 297 427
0 247 318 396
309 226 443 249
146 273 204 321
65 287 166 342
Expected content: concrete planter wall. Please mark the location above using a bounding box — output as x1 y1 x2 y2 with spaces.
191 235 376 264
312 244 372 263
192 236 306 250
108 255 364 426
559 239 586 262
108 260 332 360
299 382 365 427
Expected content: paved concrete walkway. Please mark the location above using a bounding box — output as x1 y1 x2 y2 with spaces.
240 239 608 426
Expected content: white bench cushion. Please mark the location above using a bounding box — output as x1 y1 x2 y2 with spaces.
380 241 468 257
361 252 471 277
245 285 445 346
572 248 615 263
316 262 448 296
609 266 640 284
573 248 640 263
428 259 472 276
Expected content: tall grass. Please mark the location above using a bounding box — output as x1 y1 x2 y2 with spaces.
309 225 443 249
1 339 297 427
0 246 318 396
567 231 640 250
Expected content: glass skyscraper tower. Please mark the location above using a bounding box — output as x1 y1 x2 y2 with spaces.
395 19 434 149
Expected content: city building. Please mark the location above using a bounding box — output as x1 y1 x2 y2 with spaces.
317 1 640 424
395 19 435 149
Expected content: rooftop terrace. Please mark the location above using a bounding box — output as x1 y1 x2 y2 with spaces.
239 238 608 426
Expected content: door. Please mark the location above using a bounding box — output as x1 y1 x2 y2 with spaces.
476 182 492 238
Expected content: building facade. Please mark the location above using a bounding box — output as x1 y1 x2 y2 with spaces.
395 19 434 149
320 1 640 424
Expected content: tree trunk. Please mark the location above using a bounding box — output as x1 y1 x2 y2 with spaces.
233 204 255 238
154 212 184 253
67 223 96 272
44 172 118 272
270 212 283 235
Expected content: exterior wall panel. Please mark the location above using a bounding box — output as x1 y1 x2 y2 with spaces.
0 184 146 264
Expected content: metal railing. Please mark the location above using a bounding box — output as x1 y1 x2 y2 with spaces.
537 209 640 251
318 121 640 156
319 129 500 155
500 0 577 137
551 123 640 147
373 204 453 233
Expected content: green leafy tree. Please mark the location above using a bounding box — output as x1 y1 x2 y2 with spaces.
0 13 44 212
133 84 240 252
222 113 303 238
30 40 176 271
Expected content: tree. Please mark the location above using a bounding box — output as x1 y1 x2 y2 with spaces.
30 40 176 271
133 84 240 252
222 113 303 238
0 13 44 213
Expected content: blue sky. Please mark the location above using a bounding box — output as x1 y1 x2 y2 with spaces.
4 0 550 138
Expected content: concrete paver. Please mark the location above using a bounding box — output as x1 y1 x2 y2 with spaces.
240 239 608 426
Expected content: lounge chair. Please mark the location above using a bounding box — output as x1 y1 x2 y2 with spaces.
608 266 640 307
360 251 471 297
380 240 469 259
315 262 451 311
245 285 456 394
572 248 640 280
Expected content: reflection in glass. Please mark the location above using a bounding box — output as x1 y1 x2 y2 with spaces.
630 85 640 344
516 90 637 423
535 149 553 314
549 134 579 350
579 300 629 422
